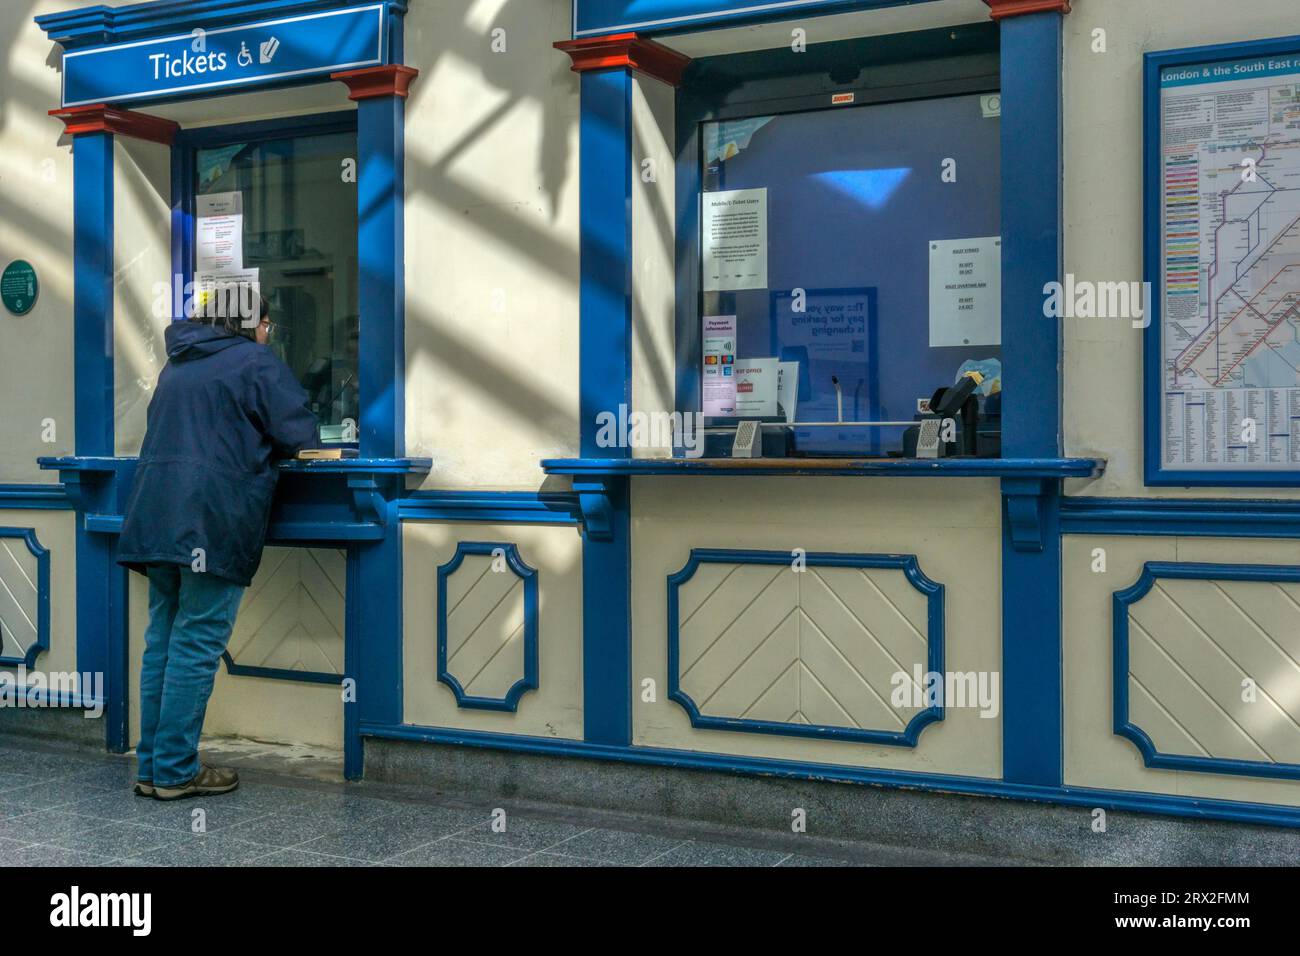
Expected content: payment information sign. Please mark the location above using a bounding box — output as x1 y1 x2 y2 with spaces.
61 5 387 108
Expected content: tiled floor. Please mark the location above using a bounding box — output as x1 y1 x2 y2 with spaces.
0 741 878 867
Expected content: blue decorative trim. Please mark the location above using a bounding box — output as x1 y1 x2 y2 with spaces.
361 721 1300 830
543 457 1103 479
666 549 944 746
572 0 944 38
0 486 74 511
220 655 344 685
1062 496 1300 538
42 455 429 542
37 0 407 50
76 511 390 543
399 491 581 525
573 477 618 542
0 528 51 669
344 541 362 779
1143 35 1300 488
276 458 431 475
37 456 122 474
435 542 539 713
1002 477 1050 553
0 686 100 711
1114 561 1300 782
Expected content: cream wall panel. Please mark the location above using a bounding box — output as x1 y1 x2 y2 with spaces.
0 2 78 484
203 662 343 750
404 0 580 490
0 530 43 663
128 569 345 753
113 137 171 458
1064 535 1300 807
631 73 677 457
403 521 583 739
677 563 930 732
0 510 75 677
1063 0 1300 498
226 548 345 678
1128 578 1300 764
633 477 1001 777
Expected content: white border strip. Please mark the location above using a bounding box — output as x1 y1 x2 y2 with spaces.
572 0 935 36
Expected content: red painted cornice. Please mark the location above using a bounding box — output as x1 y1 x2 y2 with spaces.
332 64 420 101
554 32 692 87
984 0 1071 19
48 104 178 146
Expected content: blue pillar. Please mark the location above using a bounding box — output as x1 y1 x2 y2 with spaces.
73 132 114 458
578 69 635 461
341 67 414 779
577 67 635 747
998 10 1066 787
357 93 406 461
70 131 129 751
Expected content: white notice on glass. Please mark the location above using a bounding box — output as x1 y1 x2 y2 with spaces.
196 192 245 273
702 315 738 417
194 268 260 325
929 237 1001 347
703 188 768 292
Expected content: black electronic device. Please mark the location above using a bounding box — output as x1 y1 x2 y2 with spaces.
902 371 988 459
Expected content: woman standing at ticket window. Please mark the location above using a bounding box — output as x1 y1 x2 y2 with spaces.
117 293 317 801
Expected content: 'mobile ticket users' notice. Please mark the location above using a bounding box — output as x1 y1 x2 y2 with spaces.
702 188 768 292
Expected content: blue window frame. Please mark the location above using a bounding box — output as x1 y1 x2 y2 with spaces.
1144 34 1300 487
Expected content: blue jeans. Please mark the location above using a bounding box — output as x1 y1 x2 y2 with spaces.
136 566 246 787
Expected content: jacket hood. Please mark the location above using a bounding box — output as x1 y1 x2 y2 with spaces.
165 321 250 362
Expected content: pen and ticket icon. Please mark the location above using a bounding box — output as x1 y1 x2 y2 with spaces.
237 36 280 68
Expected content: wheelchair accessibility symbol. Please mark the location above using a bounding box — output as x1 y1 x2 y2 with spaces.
237 42 253 67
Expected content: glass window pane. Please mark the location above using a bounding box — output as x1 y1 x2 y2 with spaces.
195 129 358 440
698 92 1001 456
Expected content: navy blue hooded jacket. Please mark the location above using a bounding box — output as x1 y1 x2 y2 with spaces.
118 322 318 587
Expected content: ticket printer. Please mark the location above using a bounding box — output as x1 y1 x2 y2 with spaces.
903 371 998 459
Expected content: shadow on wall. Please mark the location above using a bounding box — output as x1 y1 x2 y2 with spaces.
2 0 681 490
0 1 82 483
401 0 677 483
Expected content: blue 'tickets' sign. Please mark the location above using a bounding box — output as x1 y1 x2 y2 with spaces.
61 5 387 108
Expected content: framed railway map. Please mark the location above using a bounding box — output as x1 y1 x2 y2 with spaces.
1146 37 1300 485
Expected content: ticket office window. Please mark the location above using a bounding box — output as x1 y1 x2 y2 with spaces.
678 28 1003 457
185 115 359 441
